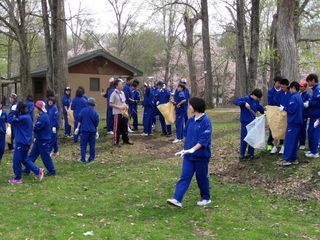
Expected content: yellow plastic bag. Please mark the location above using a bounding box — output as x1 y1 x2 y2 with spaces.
157 102 176 124
67 109 74 126
6 123 11 144
265 105 287 140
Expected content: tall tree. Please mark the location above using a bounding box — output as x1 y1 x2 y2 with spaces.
201 0 213 107
276 0 297 81
247 0 260 91
0 0 32 98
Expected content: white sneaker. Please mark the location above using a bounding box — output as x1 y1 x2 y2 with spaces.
167 199 182 208
306 153 319 158
279 146 284 154
197 199 212 206
299 145 306 150
270 146 278 154
305 151 311 155
107 131 114 135
50 152 53 157
53 152 59 157
128 127 134 133
172 139 182 143
277 160 292 166
141 133 149 136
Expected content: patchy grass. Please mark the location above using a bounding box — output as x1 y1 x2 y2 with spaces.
0 108 319 239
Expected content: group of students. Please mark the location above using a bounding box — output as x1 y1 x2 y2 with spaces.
234 73 320 166
103 77 190 144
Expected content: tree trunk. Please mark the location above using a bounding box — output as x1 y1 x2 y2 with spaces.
164 50 171 85
18 32 32 98
235 0 248 98
184 14 199 97
247 0 260 91
201 0 213 107
51 0 68 103
41 0 54 91
276 0 298 81
7 38 13 79
269 13 281 86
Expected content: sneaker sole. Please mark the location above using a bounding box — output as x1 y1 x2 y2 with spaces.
167 200 182 208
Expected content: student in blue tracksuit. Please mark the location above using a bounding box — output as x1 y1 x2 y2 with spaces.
45 89 55 111
278 82 304 166
75 98 99 163
102 78 115 134
71 87 88 143
124 77 134 131
151 83 158 126
155 80 172 135
174 79 190 125
61 86 72 137
47 97 60 157
305 74 320 158
0 103 7 164
233 89 265 160
130 80 140 131
25 95 34 121
172 83 187 143
167 97 212 208
267 76 282 150
8 93 17 151
299 80 310 149
25 100 56 176
7 102 44 184
142 82 154 136
271 78 291 154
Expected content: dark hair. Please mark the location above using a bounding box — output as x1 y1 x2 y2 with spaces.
132 82 139 88
306 73 318 83
178 83 186 90
189 97 206 113
280 79 290 86
26 94 33 101
127 76 133 82
114 79 123 87
75 87 84 98
48 96 56 104
274 76 282 83
78 86 85 95
16 101 28 115
46 89 55 98
133 79 140 85
251 89 263 99
289 81 300 91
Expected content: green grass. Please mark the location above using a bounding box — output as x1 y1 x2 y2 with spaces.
0 109 320 239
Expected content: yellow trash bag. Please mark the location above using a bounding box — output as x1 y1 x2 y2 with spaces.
265 105 287 140
6 123 11 144
67 109 74 126
157 102 176 124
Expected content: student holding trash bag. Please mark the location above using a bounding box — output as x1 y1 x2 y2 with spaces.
278 81 304 166
167 97 212 208
233 89 265 161
75 98 99 163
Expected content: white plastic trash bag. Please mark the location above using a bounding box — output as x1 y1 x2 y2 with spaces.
244 115 266 149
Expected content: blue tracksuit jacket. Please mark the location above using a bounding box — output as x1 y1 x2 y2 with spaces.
308 84 320 118
61 95 72 113
268 87 280 106
79 106 99 133
34 112 51 141
25 100 34 121
174 91 186 114
8 111 33 145
0 109 7 134
273 90 291 108
47 104 60 129
71 96 88 121
284 92 304 126
233 95 265 123
124 83 133 105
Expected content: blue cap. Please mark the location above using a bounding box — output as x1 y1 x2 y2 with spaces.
87 97 96 106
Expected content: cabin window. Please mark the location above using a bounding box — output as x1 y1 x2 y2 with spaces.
90 78 100 91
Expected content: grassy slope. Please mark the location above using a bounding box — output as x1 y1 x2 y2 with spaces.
0 109 319 240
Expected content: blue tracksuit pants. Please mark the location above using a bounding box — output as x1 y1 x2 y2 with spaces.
131 105 138 130
143 107 153 134
8 127 14 150
174 158 210 202
0 133 5 162
107 106 114 132
283 124 301 162
26 140 56 175
184 111 188 125
175 112 184 140
80 132 96 162
308 117 320 154
63 111 71 136
13 143 40 180
50 132 59 154
240 122 254 157
299 118 308 146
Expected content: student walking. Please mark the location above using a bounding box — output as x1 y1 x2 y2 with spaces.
61 87 72 138
172 83 187 143
71 87 87 143
47 97 60 157
8 93 17 151
167 97 212 208
130 80 140 131
0 103 7 164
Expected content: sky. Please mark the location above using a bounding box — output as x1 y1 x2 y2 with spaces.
65 0 232 35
